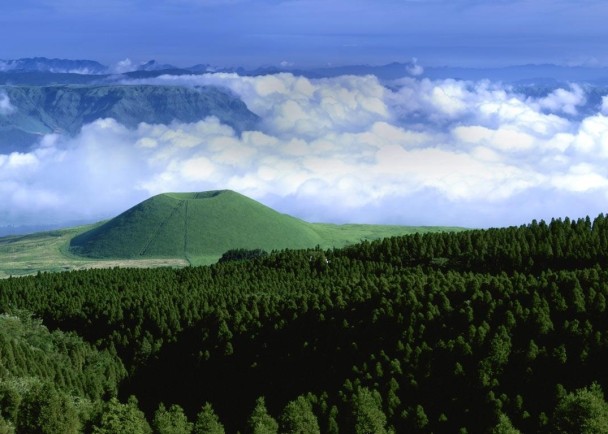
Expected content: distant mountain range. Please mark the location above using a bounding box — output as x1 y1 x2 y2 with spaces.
2 57 608 152
3 56 608 84
0 84 258 152
0 57 108 74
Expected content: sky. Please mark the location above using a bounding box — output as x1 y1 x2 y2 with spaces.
2 0 608 229
2 0 608 68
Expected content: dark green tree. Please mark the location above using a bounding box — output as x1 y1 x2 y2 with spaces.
491 413 521 434
247 397 278 434
193 402 224 434
15 383 79 434
326 405 339 434
92 396 152 434
552 383 608 434
352 388 387 434
153 403 193 434
0 416 13 434
0 382 20 424
279 396 320 434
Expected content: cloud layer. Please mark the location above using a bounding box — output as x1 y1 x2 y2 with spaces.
2 73 608 228
0 92 15 115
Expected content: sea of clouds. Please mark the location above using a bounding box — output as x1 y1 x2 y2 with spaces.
1 72 608 228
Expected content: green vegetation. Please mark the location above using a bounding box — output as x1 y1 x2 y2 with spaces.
0 226 187 278
0 190 461 277
69 190 463 266
1 214 608 431
0 311 126 433
70 190 326 262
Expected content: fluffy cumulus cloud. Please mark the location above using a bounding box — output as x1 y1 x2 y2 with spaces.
0 92 15 115
3 72 608 228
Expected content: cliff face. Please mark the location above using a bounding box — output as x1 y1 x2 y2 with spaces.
0 85 259 152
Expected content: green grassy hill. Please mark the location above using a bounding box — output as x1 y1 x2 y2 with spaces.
0 189 464 276
70 190 327 263
69 190 464 265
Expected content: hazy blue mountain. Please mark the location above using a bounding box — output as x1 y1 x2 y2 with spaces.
186 64 216 73
0 57 107 74
0 85 259 152
137 60 179 71
0 71 104 86
3 57 608 83
234 61 608 84
421 64 608 84
2 57 608 153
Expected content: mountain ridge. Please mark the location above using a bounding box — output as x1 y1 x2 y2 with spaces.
0 84 259 152
4 56 608 84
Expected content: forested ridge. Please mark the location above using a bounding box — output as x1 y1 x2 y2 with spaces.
2 215 608 432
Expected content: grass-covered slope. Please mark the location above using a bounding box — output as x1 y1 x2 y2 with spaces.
70 190 326 261
69 190 464 264
0 191 462 275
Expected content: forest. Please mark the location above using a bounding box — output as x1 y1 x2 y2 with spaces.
1 214 608 432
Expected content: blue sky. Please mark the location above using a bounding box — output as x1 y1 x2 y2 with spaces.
2 0 608 68
2 0 608 229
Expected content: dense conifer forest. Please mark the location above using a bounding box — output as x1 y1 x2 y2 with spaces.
2 214 608 432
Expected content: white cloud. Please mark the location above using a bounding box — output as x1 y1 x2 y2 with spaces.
0 92 15 115
406 58 424 76
112 58 136 74
4 73 608 228
601 95 608 115
125 73 391 138
532 84 586 116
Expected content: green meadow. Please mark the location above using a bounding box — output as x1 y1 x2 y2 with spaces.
0 227 188 278
0 190 465 276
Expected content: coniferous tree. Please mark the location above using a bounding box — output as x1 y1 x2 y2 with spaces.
0 416 13 434
92 396 152 434
0 382 20 425
351 388 387 434
279 396 320 434
552 383 608 434
491 414 521 434
247 397 278 434
153 403 193 434
193 402 224 434
15 383 80 434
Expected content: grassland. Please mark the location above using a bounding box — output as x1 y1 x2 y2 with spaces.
70 190 327 261
0 190 466 277
0 226 187 278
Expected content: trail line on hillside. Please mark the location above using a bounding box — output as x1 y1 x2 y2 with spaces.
139 200 185 256
183 200 189 260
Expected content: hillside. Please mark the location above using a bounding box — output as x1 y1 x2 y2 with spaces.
2 214 608 432
70 190 325 262
0 191 461 276
69 190 462 265
0 84 259 152
0 226 187 278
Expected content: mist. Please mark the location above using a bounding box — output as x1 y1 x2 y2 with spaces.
2 72 608 228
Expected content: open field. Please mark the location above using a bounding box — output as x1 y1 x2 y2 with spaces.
0 191 466 277
0 226 188 278
0 221 464 277
311 223 465 248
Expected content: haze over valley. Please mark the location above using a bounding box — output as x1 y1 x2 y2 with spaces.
2 57 608 233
